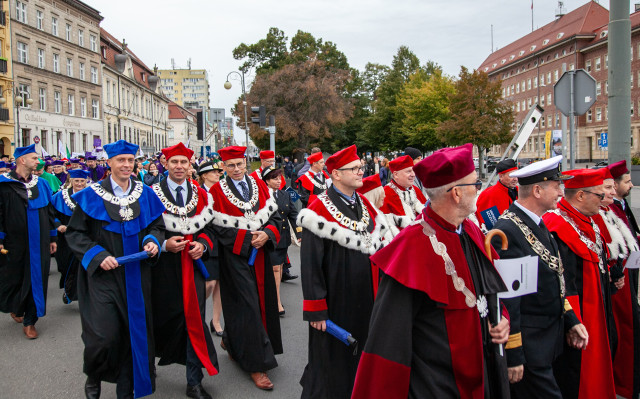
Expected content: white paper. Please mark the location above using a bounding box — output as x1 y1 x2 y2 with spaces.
494 256 539 299
625 251 640 270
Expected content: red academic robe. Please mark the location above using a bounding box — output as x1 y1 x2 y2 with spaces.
250 167 286 190
543 199 616 399
297 170 329 208
475 182 516 226
379 180 427 235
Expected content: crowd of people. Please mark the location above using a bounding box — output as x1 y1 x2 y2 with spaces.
0 139 639 399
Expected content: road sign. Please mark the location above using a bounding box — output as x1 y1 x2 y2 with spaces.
33 136 40 144
554 69 596 116
601 132 608 148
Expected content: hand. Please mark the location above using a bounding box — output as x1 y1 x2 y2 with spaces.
310 320 326 331
250 231 269 249
100 256 119 270
567 323 589 350
57 225 67 233
614 278 625 290
143 241 159 257
297 238 301 244
508 365 524 384
165 236 186 253
188 241 204 260
488 317 510 344
50 242 57 254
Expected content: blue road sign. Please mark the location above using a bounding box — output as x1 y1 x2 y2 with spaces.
600 132 608 148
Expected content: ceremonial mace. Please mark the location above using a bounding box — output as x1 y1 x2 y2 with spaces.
484 229 508 356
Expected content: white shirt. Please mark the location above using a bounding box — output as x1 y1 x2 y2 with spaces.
110 176 131 198
514 200 542 225
166 178 188 203
231 175 249 196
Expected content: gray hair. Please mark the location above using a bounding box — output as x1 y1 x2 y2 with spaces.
425 177 464 202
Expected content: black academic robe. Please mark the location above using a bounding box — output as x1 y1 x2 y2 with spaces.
0 173 57 317
51 187 81 302
209 175 283 372
151 179 218 375
66 178 165 397
297 186 390 399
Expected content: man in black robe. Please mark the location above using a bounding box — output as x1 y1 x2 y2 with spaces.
352 143 510 399
208 145 283 391
297 144 391 399
0 144 57 339
490 156 585 398
151 143 218 399
66 140 165 399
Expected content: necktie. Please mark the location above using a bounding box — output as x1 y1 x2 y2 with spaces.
175 186 185 207
239 181 250 201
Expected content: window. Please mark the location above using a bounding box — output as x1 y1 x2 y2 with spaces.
517 102 520 112
587 109 593 122
90 66 97 84
547 115 552 127
606 80 609 94
541 116 546 128
586 60 592 72
112 83 116 105
632 46 634 61
596 107 602 122
547 93 552 105
554 70 559 82
38 88 45 111
16 1 27 23
67 94 74 116
78 30 84 47
18 84 30 108
569 63 575 71
541 94 546 106
555 113 560 127
91 99 99 119
53 54 59 73
90 35 97 52
36 10 43 29
37 48 45 68
606 106 609 120
17 42 27 63
66 24 72 41
632 101 635 116
54 91 61 113
80 97 86 117
51 17 58 36
605 54 609 69
533 76 538 88
516 83 520 94
66 58 73 77
596 82 601 96
79 63 85 80
547 72 552 84
521 81 525 92
595 57 601 71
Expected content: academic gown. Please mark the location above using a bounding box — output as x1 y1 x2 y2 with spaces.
543 199 616 399
52 187 82 302
297 170 329 208
55 171 68 184
0 173 57 318
296 186 390 399
475 182 517 227
66 178 165 398
40 171 62 193
271 188 301 265
88 165 106 182
151 179 218 375
491 204 579 399
209 175 283 372
351 205 509 399
379 180 427 236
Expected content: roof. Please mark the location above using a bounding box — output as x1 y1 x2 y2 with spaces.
479 1 609 73
100 28 156 90
168 102 196 120
583 8 640 49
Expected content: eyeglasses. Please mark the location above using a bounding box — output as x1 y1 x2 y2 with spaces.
225 162 245 170
447 179 483 192
583 190 605 200
337 166 365 174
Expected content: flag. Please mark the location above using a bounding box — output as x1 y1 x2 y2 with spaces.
186 137 191 148
138 147 144 158
41 147 50 158
58 139 65 157
66 145 71 159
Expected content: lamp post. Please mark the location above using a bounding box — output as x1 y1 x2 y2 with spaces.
0 86 33 148
224 70 250 166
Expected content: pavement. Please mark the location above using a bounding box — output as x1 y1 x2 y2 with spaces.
0 246 306 399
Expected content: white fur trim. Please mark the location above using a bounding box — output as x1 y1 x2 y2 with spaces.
163 192 216 235
384 213 415 238
210 194 278 231
600 208 640 260
297 206 390 255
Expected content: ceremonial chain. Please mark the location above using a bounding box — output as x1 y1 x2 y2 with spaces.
500 211 565 298
318 193 373 248
90 180 143 222
418 218 478 309
388 181 422 215
552 209 605 274
3 173 38 199
307 172 327 191
219 176 259 220
61 188 76 211
152 181 198 216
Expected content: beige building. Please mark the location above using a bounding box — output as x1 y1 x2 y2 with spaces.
157 67 209 109
167 101 198 149
10 0 103 156
0 0 14 156
100 29 169 154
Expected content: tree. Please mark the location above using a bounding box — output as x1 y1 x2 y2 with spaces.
232 27 288 74
437 67 514 177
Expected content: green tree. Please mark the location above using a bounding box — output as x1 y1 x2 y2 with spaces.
232 27 289 74
437 67 514 177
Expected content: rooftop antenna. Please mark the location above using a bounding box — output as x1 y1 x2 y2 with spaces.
491 24 494 53
171 58 175 69
555 1 566 19
531 0 534 32
187 58 191 70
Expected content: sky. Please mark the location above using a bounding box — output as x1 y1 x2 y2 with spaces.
90 0 624 144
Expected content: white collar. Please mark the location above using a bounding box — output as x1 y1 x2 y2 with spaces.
110 176 131 198
514 200 542 225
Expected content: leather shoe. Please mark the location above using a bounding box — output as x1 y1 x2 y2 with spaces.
84 377 101 399
10 312 23 323
250 372 274 390
23 325 38 339
209 320 223 337
186 383 212 399
281 271 298 282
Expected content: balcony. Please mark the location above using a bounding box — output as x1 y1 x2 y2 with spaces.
0 108 9 122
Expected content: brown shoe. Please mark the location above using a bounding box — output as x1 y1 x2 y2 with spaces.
10 313 23 323
23 325 38 339
250 372 274 390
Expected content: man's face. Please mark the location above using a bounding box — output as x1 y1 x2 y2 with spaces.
311 159 325 173
159 154 166 166
602 179 616 206
107 154 135 181
334 160 364 190
22 153 39 172
71 178 88 192
614 173 633 198
393 167 415 188
87 160 96 168
167 155 190 183
457 171 479 216
34 168 44 176
499 171 518 188
538 181 563 211
261 158 275 168
413 156 422 165
224 158 247 181
579 184 605 216
53 165 63 174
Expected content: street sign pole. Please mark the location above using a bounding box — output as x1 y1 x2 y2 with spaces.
569 71 575 169
561 64 568 171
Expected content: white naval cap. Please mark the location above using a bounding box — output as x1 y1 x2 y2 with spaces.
511 155 572 185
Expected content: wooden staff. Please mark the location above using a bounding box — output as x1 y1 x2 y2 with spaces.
484 229 508 261
0 249 8 255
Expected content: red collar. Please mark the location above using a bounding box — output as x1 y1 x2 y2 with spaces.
424 205 458 232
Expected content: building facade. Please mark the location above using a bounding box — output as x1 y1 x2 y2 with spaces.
479 2 640 162
100 29 169 154
167 101 197 150
0 0 14 156
10 0 103 156
157 67 209 109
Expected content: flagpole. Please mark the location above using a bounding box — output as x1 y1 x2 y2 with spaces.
531 0 534 32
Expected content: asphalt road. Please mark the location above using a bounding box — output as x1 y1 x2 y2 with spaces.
0 245 306 399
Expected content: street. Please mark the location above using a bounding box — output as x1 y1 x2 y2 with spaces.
0 246 306 399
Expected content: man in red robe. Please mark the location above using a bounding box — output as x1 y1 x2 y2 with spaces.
352 143 510 399
543 169 616 399
296 151 329 208
379 155 427 236
250 150 285 190
476 159 518 229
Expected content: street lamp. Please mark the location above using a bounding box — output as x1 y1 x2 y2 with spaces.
224 70 250 166
0 86 33 148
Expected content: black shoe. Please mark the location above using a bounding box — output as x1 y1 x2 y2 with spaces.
281 271 298 282
85 377 101 399
279 309 285 317
186 383 212 399
209 320 223 337
63 292 72 304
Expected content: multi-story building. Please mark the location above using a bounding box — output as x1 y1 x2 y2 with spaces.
167 101 197 150
157 67 209 109
10 0 103 156
100 28 169 154
0 0 14 156
479 1 640 162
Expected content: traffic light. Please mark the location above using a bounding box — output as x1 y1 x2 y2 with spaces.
250 105 266 128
